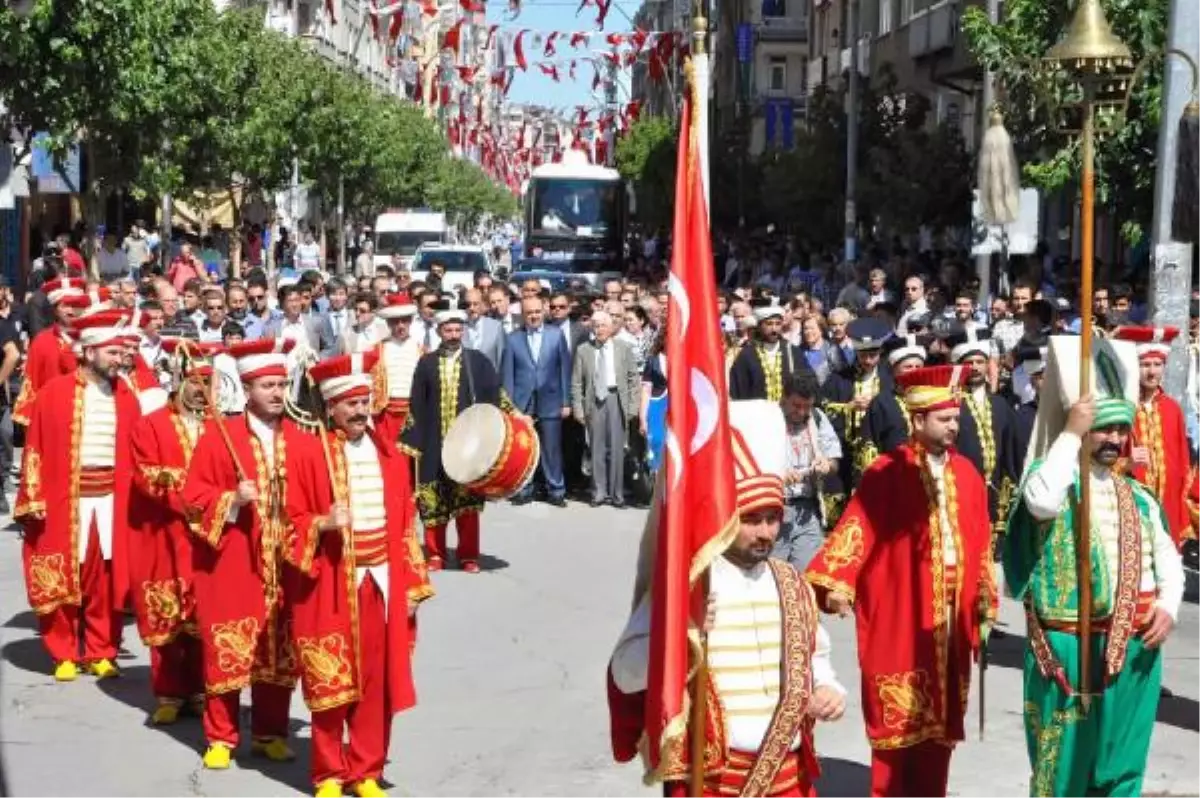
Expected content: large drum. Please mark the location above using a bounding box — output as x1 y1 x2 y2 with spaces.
442 404 540 500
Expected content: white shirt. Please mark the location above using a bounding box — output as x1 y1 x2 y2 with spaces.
295 242 322 270
247 412 277 468
610 556 843 752
344 434 390 608
325 308 349 342
595 339 617 390
80 380 117 467
1022 431 1185 620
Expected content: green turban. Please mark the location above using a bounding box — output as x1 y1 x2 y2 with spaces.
1093 396 1135 429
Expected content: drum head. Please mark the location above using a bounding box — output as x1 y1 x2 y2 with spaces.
443 404 507 484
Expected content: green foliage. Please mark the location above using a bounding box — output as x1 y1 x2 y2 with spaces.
962 0 1167 241
0 1 506 222
614 116 677 234
755 68 973 246
427 156 519 230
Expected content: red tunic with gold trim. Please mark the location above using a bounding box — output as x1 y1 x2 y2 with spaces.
13 324 77 425
129 406 205 646
283 427 433 713
804 444 994 750
14 370 142 614
1131 391 1192 546
180 415 308 695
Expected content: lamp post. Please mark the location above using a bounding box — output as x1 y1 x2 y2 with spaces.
1041 0 1134 712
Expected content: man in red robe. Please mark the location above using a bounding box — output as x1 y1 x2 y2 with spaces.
285 350 434 798
128 339 222 724
12 277 88 425
608 400 846 797
372 292 421 447
181 337 302 770
805 365 995 797
1113 326 1193 547
14 309 142 682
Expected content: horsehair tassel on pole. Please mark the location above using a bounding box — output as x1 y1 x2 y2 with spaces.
1172 99 1199 243
1076 95 1096 714
978 106 1021 227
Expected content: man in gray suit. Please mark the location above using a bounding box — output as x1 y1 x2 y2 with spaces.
463 288 504 370
571 309 640 507
263 284 326 352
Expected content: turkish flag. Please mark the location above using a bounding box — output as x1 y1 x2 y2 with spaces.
643 89 737 775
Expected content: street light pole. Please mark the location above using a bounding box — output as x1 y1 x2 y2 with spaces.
844 0 860 265
1149 0 1199 398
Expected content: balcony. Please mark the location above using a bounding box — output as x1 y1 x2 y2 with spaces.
908 1 958 58
758 15 809 43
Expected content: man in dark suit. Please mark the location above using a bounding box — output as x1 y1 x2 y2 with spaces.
548 290 591 494
502 296 573 506
464 288 505 371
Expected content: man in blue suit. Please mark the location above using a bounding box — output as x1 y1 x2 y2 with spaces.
501 295 572 506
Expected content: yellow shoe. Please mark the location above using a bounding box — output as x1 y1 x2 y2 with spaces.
151 701 181 726
54 661 79 682
251 737 296 762
202 743 232 770
315 780 344 798
353 779 388 798
86 659 119 680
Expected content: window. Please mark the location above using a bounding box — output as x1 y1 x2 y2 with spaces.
878 0 892 35
762 0 786 18
768 57 787 92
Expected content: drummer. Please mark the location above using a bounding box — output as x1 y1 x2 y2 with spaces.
400 299 520 573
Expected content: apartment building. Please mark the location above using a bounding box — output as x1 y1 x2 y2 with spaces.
807 0 982 151
261 0 398 94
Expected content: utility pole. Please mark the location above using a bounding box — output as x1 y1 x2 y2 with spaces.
337 174 346 276
974 0 1000 308
844 0 860 265
1148 0 1198 398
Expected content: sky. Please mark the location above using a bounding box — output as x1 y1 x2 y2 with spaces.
490 0 638 111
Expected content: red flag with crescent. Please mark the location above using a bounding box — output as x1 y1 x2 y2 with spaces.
644 85 737 777
514 29 529 70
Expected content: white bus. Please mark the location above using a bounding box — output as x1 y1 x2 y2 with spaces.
522 151 631 283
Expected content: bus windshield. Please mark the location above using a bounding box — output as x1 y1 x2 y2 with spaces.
529 178 619 239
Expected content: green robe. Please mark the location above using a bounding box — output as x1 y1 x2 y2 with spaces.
1004 460 1165 797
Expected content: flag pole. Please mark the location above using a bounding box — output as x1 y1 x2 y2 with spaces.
687 6 711 793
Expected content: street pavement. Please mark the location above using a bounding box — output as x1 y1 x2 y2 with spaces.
0 498 1197 796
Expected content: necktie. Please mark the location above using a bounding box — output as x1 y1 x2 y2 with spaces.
530 330 539 364
423 324 432 350
331 312 342 339
595 344 607 401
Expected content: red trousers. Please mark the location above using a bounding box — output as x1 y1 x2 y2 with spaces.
310 576 391 787
424 510 480 563
203 682 293 747
151 633 204 701
37 525 122 664
869 740 953 797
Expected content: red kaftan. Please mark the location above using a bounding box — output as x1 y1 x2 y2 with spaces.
14 370 141 617
283 427 432 714
12 325 76 425
128 406 202 647
180 415 308 695
805 444 994 752
1132 391 1192 546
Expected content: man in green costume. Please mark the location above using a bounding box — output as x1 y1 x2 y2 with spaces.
1006 389 1184 797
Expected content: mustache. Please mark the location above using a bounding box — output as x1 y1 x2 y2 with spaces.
1096 442 1122 456
348 415 369 425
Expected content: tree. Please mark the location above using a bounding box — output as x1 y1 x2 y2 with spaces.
427 157 518 231
962 0 1167 241
614 116 677 234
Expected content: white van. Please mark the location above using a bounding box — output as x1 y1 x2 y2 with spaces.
373 209 448 270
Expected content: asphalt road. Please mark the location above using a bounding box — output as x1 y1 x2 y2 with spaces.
0 498 1197 796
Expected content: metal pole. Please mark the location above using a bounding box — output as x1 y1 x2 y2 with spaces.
975 0 1000 308
337 174 346 276
844 0 860 265
1149 0 1198 398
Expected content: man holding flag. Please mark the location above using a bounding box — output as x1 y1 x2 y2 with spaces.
604 76 845 797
